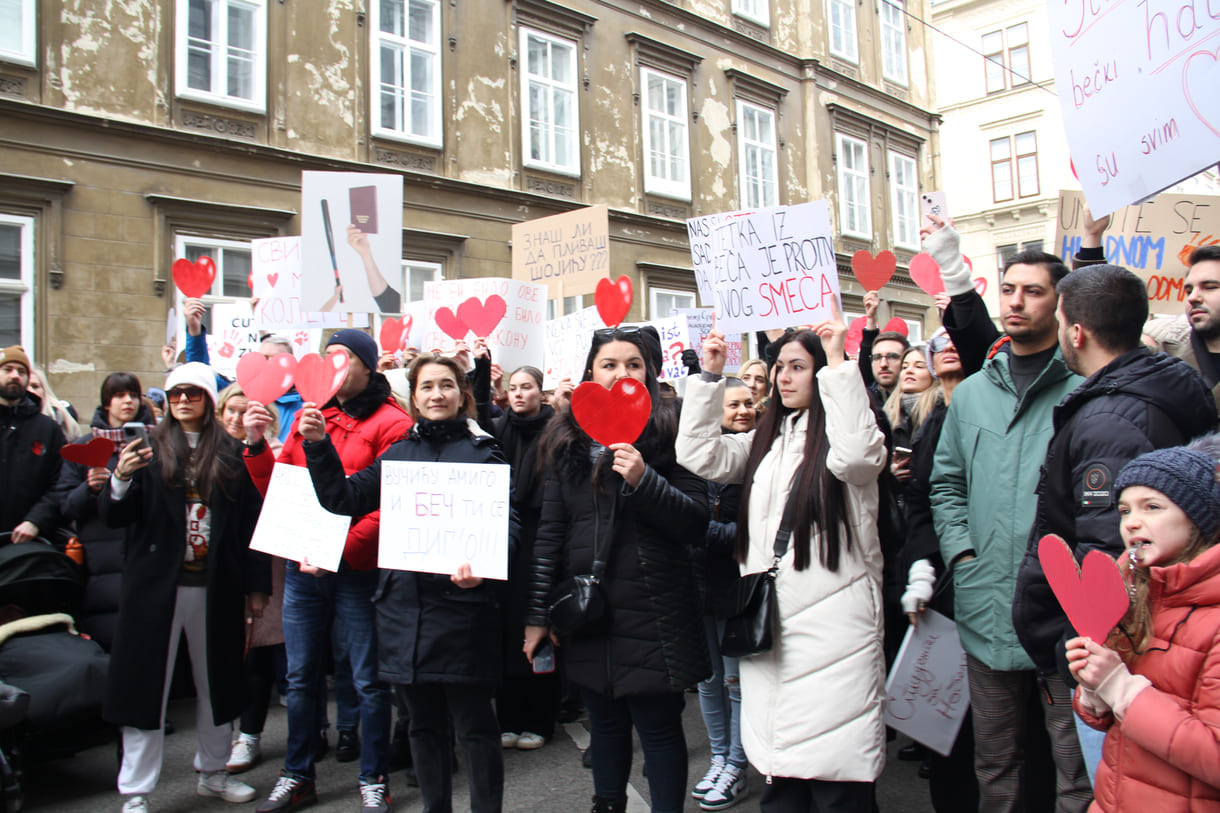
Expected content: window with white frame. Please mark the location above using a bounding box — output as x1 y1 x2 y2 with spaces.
889 152 918 250
373 0 441 146
641 68 691 201
546 295 583 319
176 0 266 111
829 0 858 62
650 287 696 319
521 27 579 176
404 260 441 303
173 235 253 339
737 100 778 208
0 214 34 350
837 134 871 238
983 22 1030 93
0 0 36 67
990 130 1039 203
880 0 908 85
732 0 770 27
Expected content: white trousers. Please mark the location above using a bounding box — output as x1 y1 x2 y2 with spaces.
117 586 232 795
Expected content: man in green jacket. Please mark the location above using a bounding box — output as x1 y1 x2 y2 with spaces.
931 249 1091 812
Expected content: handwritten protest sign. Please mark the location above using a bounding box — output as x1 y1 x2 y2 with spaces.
379 461 511 580
644 314 691 382
543 305 601 389
249 463 351 572
253 236 370 332
1056 189 1220 315
1046 0 1220 215
673 307 742 374
687 201 841 334
418 278 546 372
884 609 970 757
512 205 610 299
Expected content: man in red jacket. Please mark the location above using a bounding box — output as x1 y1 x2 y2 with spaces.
242 330 412 813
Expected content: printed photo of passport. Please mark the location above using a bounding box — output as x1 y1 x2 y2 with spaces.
349 185 379 234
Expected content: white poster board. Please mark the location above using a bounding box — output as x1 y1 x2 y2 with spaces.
642 314 691 382
687 201 841 334
884 609 971 757
543 305 602 389
253 236 370 332
379 461 511 580
249 463 351 572
673 307 742 374
198 302 261 377
417 278 547 372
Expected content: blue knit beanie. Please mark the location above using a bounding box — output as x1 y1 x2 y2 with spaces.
1116 443 1220 538
326 329 379 374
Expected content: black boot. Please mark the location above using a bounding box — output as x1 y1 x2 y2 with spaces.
591 795 626 813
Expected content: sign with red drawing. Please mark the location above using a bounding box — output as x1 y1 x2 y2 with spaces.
420 278 546 372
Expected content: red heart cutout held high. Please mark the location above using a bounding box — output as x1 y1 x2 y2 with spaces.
851 250 897 291
434 308 469 341
295 352 349 406
845 316 866 357
457 295 507 338
61 437 116 468
236 352 298 406
595 276 633 328
172 257 217 299
909 253 946 297
379 316 413 353
570 378 652 447
883 317 909 337
1038 535 1129 642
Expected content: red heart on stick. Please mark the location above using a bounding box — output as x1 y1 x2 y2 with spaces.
434 308 469 341
883 317 909 337
295 352 349 406
1037 534 1130 642
61 437 116 468
570 378 652 447
595 276 633 328
457 295 507 338
379 316 414 353
845 316 866 357
909 253 946 297
172 257 217 299
851 250 897 291
236 352 297 406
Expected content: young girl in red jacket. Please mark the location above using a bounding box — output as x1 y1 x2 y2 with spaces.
1067 435 1220 812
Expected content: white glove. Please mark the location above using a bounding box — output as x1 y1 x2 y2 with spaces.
901 559 936 615
922 225 972 296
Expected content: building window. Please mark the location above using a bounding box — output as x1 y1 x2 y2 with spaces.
641 68 691 201
0 0 36 67
0 214 34 350
176 0 266 111
880 0 907 85
983 22 1030 93
174 235 253 329
546 295 583 319
521 27 579 176
837 133 871 238
997 239 1044 270
889 151 919 250
737 100 778 208
373 0 441 147
404 260 441 303
829 0 858 62
732 0 770 27
650 287 696 319
990 131 1039 203
1015 131 1039 197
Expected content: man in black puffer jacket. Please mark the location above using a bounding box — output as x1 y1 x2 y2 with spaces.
0 346 63 544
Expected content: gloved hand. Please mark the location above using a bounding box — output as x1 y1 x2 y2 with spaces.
681 348 701 375
922 224 972 296
901 559 936 618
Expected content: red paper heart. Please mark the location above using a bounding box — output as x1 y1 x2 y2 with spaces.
845 316 865 357
379 316 413 353
909 253 946 297
236 352 297 405
456 295 507 338
570 379 651 447
61 437 116 468
434 308 469 341
172 257 217 299
295 352 349 406
595 276 633 328
266 273 279 289
1038 535 1129 642
883 317 909 337
851 250 897 291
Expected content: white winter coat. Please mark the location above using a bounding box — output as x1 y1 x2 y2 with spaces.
676 365 887 781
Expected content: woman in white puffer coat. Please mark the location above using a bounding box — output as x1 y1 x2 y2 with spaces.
676 314 887 812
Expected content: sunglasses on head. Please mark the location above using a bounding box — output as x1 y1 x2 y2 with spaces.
168 386 206 403
929 336 954 354
594 326 642 340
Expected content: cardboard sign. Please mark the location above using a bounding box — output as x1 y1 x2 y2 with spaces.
672 307 742 374
511 205 610 299
253 236 370 331
1056 189 1220 315
543 305 602 389
378 460 511 580
687 201 841 334
418 278 546 372
249 463 351 573
884 609 971 757
1046 0 1220 215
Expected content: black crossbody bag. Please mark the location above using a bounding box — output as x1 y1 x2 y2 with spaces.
548 484 614 636
719 490 798 658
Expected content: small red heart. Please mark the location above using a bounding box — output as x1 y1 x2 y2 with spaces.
61 437 116 468
434 308 469 341
196 505 207 520
295 352 349 406
456 295 507 338
883 317 909 337
845 316 866 357
851 250 897 291
570 379 651 447
380 317 406 353
1038 535 1129 642
909 253 946 297
172 257 217 299
236 352 297 405
595 276 633 328
266 273 279 289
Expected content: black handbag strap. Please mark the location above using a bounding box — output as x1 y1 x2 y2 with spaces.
769 486 800 574
590 470 618 580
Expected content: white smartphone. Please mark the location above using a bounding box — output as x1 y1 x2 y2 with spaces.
920 191 950 224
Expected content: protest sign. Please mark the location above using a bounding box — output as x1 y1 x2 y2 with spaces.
1046 0 1220 215
512 205 610 299
249 463 351 573
418 278 546 372
542 305 601 389
190 302 260 376
1056 189 1220 315
884 609 971 757
253 236 370 332
379 461 511 580
687 201 841 335
645 314 691 382
673 307 742 374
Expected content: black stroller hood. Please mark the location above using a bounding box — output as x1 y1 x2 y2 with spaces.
0 538 84 619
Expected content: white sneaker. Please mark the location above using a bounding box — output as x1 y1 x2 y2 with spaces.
120 796 149 813
197 770 257 803
226 733 262 773
691 757 725 799
516 732 547 750
700 763 748 811
500 731 520 749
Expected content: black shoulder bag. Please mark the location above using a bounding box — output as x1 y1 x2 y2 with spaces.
548 482 614 636
719 489 798 658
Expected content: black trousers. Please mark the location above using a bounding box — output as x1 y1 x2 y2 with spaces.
399 683 503 813
759 777 874 813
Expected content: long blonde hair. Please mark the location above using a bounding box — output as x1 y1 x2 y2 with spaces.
29 365 81 440
882 348 940 434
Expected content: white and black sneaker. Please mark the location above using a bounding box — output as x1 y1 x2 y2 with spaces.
699 763 748 811
691 757 725 799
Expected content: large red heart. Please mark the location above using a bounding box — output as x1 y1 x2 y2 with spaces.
595 276 633 328
1038 535 1129 642
295 352 349 406
570 378 651 447
172 257 217 299
457 295 507 338
845 316 865 357
909 253 946 297
851 250 897 291
434 308 469 341
61 437 116 468
379 315 414 353
236 352 297 405
883 317 909 337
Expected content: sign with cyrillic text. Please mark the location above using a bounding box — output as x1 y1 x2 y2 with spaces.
512 205 610 299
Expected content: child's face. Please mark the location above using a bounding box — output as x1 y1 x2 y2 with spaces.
1118 485 1195 567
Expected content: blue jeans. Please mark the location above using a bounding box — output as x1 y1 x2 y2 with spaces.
283 563 390 781
698 616 746 767
332 616 359 732
1074 712 1104 787
583 689 687 813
